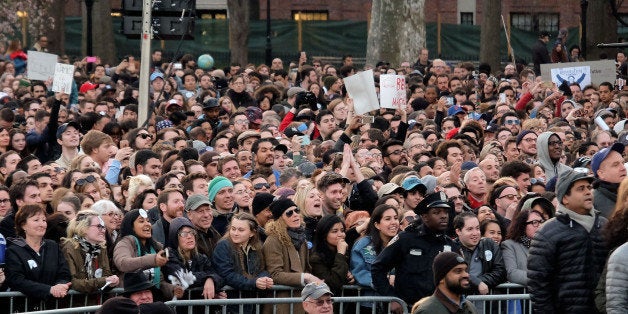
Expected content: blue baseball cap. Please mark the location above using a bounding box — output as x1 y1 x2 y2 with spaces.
402 176 427 194
591 142 625 178
150 72 164 82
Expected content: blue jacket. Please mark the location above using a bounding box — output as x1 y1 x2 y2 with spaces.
350 236 376 288
211 238 269 291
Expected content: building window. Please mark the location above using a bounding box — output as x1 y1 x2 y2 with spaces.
292 11 328 21
460 12 473 25
511 13 559 33
618 14 628 34
199 11 227 19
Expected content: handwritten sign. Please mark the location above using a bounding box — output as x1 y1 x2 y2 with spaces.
52 63 75 94
343 70 379 115
380 74 407 109
27 51 58 81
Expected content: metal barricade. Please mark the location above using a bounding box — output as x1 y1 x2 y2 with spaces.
22 296 409 314
467 293 531 314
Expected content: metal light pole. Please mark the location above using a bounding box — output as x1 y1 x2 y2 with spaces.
137 0 152 127
581 0 588 59
265 0 272 65
85 0 94 56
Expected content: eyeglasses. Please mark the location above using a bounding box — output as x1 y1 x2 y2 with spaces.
0 199 9 204
179 230 198 237
448 195 465 202
76 175 97 186
90 224 106 231
106 212 122 218
499 194 520 201
548 140 563 147
526 219 545 227
505 119 520 125
284 207 301 217
234 120 250 125
54 167 66 173
307 298 333 307
522 137 537 143
254 183 270 190
387 149 407 156
137 133 153 140
404 215 418 223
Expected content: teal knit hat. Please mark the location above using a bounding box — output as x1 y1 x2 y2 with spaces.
208 176 233 203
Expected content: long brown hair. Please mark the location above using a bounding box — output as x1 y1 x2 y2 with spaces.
604 178 628 250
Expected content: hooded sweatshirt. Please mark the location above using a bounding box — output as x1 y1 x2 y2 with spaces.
537 132 572 181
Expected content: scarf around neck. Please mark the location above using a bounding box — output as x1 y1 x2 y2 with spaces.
556 204 596 233
76 236 101 279
519 236 532 248
287 226 306 250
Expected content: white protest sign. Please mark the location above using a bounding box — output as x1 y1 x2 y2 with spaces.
27 51 58 81
549 66 591 89
379 74 407 109
52 63 75 94
343 69 379 115
541 60 615 88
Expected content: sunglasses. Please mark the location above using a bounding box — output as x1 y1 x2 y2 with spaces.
76 175 97 186
307 299 333 307
404 215 418 223
254 183 270 190
137 133 153 140
505 119 520 125
284 207 301 217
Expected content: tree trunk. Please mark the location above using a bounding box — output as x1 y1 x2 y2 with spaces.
480 0 501 74
367 0 425 67
48 0 65 55
586 0 618 60
227 0 249 66
82 0 116 64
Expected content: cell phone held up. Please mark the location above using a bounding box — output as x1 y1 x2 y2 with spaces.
361 115 375 124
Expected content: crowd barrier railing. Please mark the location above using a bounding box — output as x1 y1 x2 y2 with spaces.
2 282 527 313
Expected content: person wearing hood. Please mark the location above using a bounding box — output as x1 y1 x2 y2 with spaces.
536 132 572 181
527 170 608 313
591 143 627 218
113 208 183 300
163 217 225 312
5 204 72 311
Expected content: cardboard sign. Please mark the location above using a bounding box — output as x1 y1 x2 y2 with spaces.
380 74 407 109
541 60 616 88
52 63 75 94
343 69 379 115
27 51 58 81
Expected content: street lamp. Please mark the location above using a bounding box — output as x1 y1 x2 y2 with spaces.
581 0 588 59
16 11 28 48
85 0 94 57
265 0 272 65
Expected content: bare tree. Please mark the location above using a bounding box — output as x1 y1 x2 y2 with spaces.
48 0 65 55
366 0 426 67
479 0 501 73
227 0 249 67
586 0 618 60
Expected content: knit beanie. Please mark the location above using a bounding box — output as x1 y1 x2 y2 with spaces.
252 193 275 216
208 176 233 203
270 199 298 220
433 251 467 284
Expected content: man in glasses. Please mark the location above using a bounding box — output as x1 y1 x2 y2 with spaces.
537 132 572 181
185 194 221 258
301 282 333 314
412 251 477 313
528 170 608 313
373 192 459 312
516 130 538 164
500 112 521 136
381 139 408 180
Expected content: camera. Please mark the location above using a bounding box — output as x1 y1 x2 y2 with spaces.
295 91 318 111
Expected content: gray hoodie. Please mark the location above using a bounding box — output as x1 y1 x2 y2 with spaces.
537 132 572 181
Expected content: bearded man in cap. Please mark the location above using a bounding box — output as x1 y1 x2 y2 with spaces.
372 192 460 312
411 251 477 313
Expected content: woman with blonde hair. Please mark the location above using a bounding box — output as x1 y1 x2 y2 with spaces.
218 96 237 115
125 174 154 211
262 199 320 314
61 210 119 293
70 154 98 171
293 184 323 242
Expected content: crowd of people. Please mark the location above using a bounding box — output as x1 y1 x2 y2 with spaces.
0 29 627 314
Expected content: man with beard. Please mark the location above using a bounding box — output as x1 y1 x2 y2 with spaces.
592 143 627 218
244 138 280 187
478 157 500 187
316 172 350 216
381 139 408 181
185 194 221 258
205 176 235 236
537 132 572 181
372 192 460 312
151 189 185 245
235 150 253 175
516 130 538 164
411 251 478 313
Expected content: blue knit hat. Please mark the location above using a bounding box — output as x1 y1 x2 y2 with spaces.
208 176 233 203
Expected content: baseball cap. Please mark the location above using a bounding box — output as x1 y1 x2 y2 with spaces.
402 177 426 194
301 282 333 301
56 121 81 139
150 72 165 82
165 99 182 111
79 82 98 94
245 106 263 124
185 194 211 212
203 98 219 109
377 183 405 199
591 142 625 177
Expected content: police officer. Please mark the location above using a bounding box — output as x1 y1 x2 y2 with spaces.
372 192 460 312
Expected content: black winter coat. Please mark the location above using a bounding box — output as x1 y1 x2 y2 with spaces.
527 211 608 314
372 223 460 307
457 237 506 293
